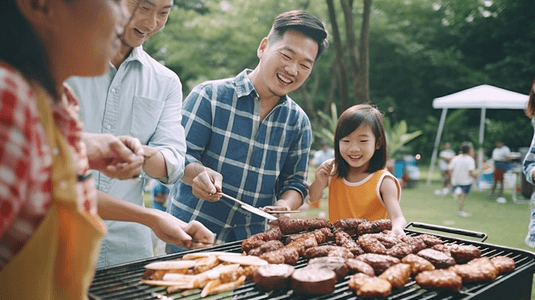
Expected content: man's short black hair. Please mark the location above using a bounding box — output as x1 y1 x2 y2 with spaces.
460 142 473 154
269 10 329 59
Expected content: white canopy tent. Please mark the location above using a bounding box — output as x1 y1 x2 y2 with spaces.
426 84 529 185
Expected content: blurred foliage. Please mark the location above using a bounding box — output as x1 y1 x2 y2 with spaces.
145 0 535 162
384 118 422 159
312 103 338 147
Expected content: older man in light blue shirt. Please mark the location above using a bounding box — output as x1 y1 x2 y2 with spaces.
68 0 187 268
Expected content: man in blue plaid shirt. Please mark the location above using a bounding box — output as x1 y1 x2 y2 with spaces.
166 10 329 251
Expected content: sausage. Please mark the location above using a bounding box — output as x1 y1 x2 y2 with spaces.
345 258 375 276
247 240 284 256
241 226 283 252
308 256 349 281
306 218 333 230
335 230 364 256
279 219 309 234
253 264 294 291
291 266 336 296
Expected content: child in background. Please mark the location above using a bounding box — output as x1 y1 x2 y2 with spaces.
151 182 170 212
488 140 512 198
308 104 406 236
438 142 456 195
448 142 478 217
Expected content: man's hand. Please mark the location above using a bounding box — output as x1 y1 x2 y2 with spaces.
83 133 144 179
149 210 216 249
181 220 217 249
190 165 223 202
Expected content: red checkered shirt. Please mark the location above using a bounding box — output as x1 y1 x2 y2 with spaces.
0 62 98 270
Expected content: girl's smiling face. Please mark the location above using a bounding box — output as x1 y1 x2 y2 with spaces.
339 123 380 173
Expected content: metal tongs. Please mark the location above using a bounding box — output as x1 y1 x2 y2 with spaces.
218 192 277 221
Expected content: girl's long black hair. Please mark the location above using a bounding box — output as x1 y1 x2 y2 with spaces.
334 104 388 179
525 77 535 119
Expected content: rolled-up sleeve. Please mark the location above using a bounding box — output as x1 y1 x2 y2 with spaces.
151 75 186 184
181 84 213 167
277 113 312 202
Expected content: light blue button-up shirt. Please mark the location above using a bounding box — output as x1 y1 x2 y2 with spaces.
67 46 186 268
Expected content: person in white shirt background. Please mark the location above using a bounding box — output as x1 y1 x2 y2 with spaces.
438 142 456 195
313 140 335 167
488 140 512 198
449 142 478 217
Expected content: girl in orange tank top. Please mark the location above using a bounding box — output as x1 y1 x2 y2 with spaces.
309 104 407 236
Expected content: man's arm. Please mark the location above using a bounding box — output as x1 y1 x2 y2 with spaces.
177 83 224 202
275 116 313 209
275 190 302 211
97 191 215 248
144 74 186 183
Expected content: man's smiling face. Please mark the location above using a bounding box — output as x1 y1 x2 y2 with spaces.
121 0 172 48
254 29 318 98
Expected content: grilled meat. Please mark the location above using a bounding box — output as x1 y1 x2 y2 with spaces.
279 219 309 234
386 242 413 259
308 256 349 281
490 256 516 274
417 248 456 269
378 263 411 289
432 244 481 264
335 230 364 256
419 234 443 247
260 247 300 265
358 234 387 254
401 253 435 275
247 240 284 256
348 273 392 298
345 258 375 276
415 269 463 291
306 218 333 230
356 253 401 275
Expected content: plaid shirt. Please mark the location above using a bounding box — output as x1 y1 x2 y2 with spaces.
0 63 97 269
168 69 312 243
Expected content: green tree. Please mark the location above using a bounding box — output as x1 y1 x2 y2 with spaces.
143 0 535 161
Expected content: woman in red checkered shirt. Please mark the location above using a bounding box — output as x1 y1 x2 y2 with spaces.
0 1 213 298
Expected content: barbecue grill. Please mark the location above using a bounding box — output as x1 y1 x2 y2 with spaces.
88 222 535 300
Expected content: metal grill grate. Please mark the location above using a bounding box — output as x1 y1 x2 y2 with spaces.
88 226 535 300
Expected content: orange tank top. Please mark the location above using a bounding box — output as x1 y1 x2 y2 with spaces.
328 169 401 223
